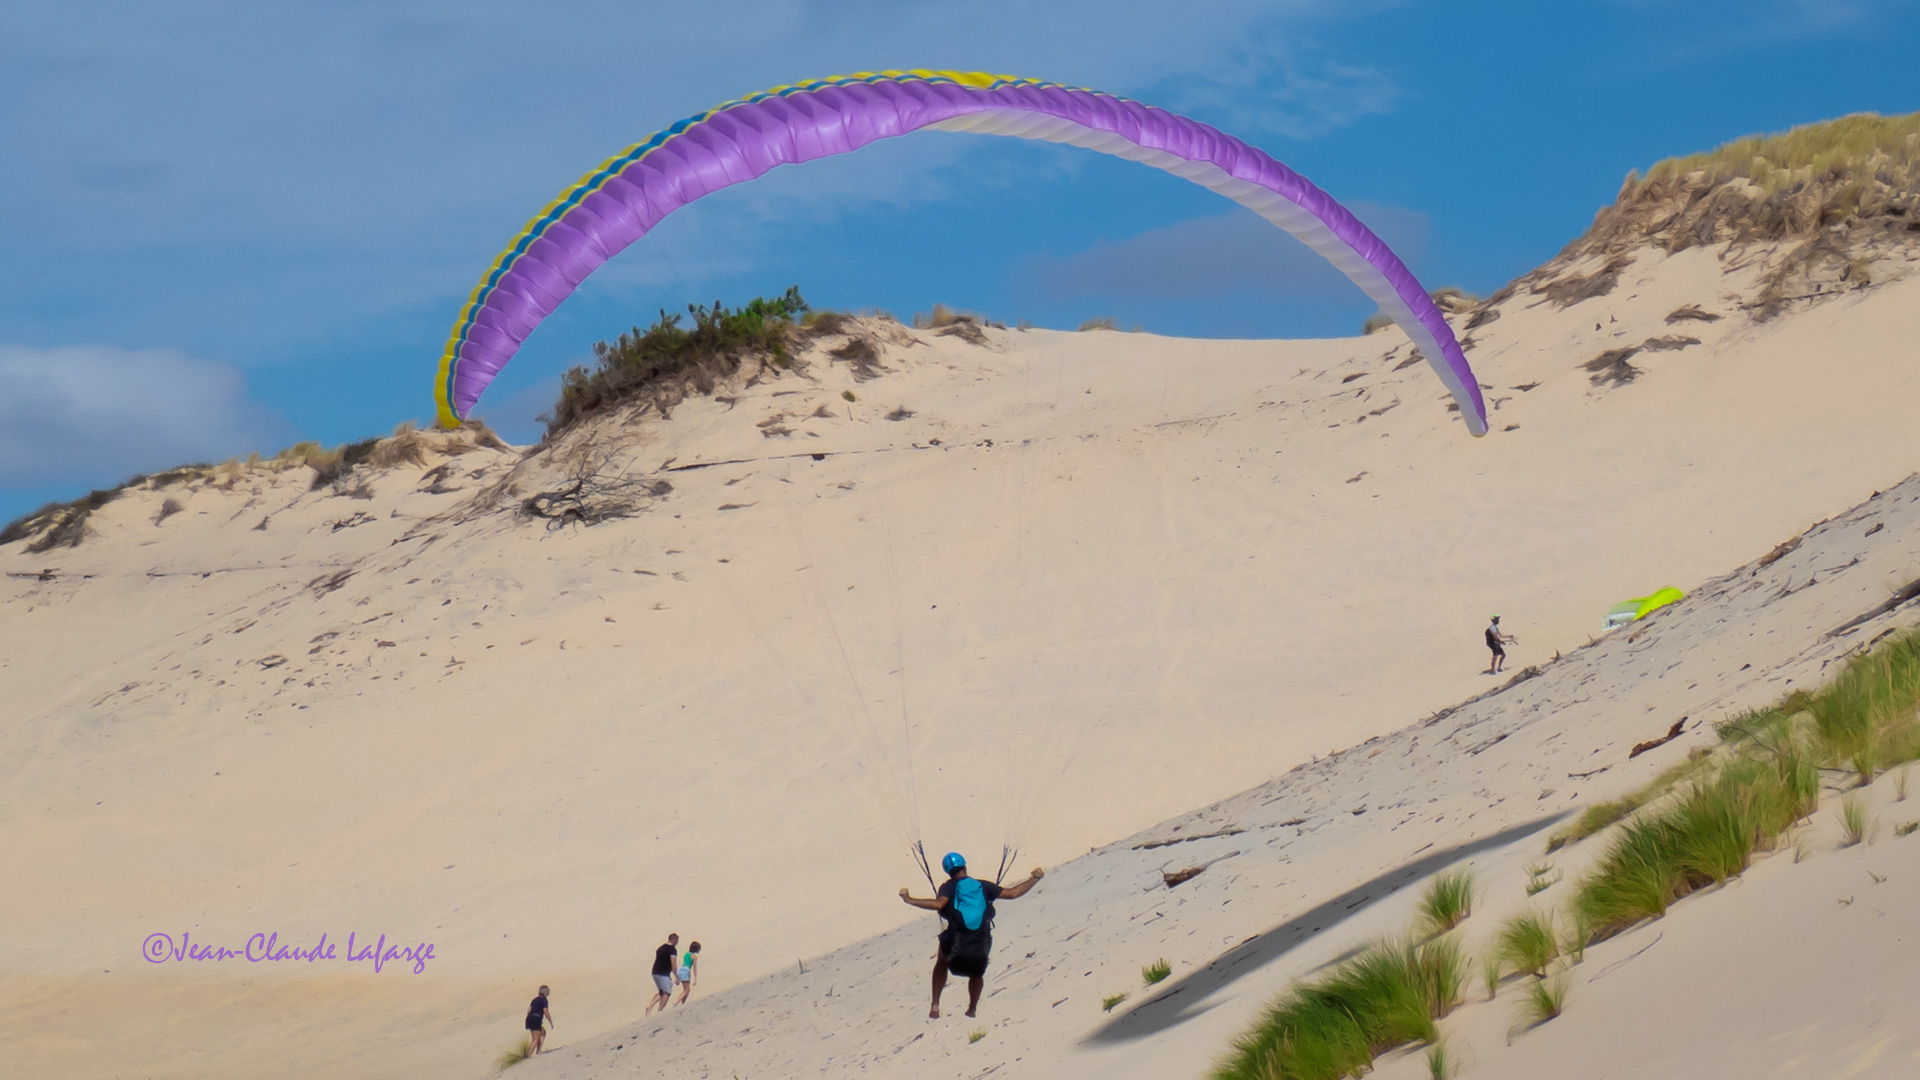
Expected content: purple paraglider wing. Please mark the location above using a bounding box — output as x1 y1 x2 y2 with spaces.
435 70 1487 436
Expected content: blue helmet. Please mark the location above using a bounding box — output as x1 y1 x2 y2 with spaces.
941 851 967 874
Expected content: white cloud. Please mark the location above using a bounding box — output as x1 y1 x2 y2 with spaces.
0 0 1394 348
1158 48 1402 141
0 344 291 487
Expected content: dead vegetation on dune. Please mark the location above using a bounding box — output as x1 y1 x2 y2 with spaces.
0 487 126 553
1581 334 1701 389
1582 347 1644 388
1470 111 1920 328
0 421 512 551
911 302 1002 342
296 422 509 495
519 468 674 530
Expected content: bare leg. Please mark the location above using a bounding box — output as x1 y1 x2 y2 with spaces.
929 954 950 1018
530 1029 544 1054
675 980 691 1006
964 975 983 1017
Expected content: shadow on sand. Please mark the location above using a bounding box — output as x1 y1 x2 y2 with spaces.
1082 814 1563 1044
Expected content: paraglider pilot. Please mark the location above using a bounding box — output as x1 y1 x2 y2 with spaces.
900 853 1043 1018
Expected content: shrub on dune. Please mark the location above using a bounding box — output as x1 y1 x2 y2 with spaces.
1496 911 1559 978
912 302 982 329
1523 861 1559 897
1804 634 1920 776
1418 870 1474 935
1406 935 1468 1018
1574 816 1677 937
1216 938 1466 1080
1518 974 1569 1028
1547 754 1717 852
495 1037 531 1070
1839 794 1873 847
1564 909 1592 963
549 287 810 436
1669 777 1764 884
1481 949 1504 1000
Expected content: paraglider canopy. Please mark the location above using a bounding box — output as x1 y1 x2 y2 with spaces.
435 70 1488 435
1605 586 1685 629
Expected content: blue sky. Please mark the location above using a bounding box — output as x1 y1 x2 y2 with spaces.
3 0 1916 524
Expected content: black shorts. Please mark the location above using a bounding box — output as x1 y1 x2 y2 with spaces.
938 927 991 977
947 952 989 978
1489 643 1505 656
525 1015 544 1032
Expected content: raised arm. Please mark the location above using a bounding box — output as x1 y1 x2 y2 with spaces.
997 867 1045 900
899 887 949 911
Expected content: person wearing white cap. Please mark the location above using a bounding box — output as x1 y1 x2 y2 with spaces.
1486 614 1517 674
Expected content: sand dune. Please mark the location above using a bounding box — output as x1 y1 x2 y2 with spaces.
519 469 1920 1080
3 230 1917 1079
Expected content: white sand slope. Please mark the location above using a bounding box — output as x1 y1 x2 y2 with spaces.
512 472 1920 1080
2 240 1917 1080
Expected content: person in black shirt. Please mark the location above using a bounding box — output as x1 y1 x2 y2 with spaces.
524 984 553 1054
645 933 679 1015
900 852 1043 1018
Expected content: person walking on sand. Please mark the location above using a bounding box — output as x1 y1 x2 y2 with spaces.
645 934 679 1015
1486 614 1517 674
900 852 1044 1019
673 941 701 1006
524 985 554 1054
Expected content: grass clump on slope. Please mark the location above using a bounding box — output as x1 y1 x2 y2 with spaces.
1417 870 1474 935
1518 974 1569 1028
1494 910 1559 978
1572 630 1918 940
495 1036 531 1069
1214 938 1463 1080
1545 752 1717 852
1573 748 1819 938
